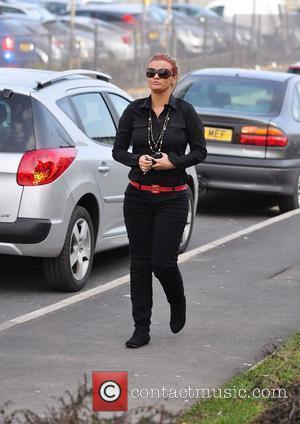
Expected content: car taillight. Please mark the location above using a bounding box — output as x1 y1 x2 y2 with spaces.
122 14 135 24
17 148 77 186
240 126 288 147
121 34 132 45
2 36 14 51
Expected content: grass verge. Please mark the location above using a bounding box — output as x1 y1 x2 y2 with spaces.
179 331 300 424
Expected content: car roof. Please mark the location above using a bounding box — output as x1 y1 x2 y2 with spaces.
169 3 219 16
289 62 300 68
55 15 122 31
77 3 142 12
0 1 42 9
0 68 112 94
188 68 295 82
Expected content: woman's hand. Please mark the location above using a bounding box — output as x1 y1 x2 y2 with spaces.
151 153 175 171
139 155 154 174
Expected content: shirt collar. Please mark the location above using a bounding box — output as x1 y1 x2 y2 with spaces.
138 94 177 110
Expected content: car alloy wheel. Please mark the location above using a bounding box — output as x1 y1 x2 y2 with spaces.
43 206 95 292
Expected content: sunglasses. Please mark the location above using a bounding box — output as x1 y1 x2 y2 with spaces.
146 68 173 79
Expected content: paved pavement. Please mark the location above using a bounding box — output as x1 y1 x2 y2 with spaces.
1 211 300 417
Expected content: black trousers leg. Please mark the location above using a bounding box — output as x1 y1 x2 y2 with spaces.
124 187 154 331
129 258 153 331
152 191 189 305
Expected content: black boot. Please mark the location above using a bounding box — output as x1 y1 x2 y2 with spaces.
125 328 150 348
170 296 186 334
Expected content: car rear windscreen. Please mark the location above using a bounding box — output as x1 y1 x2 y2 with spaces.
0 92 35 153
176 75 286 115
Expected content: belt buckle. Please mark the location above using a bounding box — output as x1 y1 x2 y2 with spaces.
151 184 160 194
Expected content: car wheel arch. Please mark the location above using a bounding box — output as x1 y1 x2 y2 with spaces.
76 193 100 246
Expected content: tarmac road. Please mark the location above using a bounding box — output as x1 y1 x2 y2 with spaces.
1 191 300 417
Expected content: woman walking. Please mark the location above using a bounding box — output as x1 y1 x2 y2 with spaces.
112 53 206 348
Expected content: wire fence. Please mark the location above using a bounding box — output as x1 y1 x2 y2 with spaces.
1 13 300 89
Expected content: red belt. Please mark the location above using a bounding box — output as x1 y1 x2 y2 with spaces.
130 180 187 194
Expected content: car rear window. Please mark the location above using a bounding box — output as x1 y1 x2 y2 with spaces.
43 20 69 34
176 75 286 115
288 67 300 75
0 92 74 153
0 92 35 153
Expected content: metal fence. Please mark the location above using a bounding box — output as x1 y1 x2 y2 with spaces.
1 13 300 89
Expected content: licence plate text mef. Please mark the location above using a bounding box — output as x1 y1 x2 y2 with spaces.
204 126 233 142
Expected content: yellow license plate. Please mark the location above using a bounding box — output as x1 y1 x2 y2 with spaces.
148 31 159 40
20 43 32 52
205 126 233 142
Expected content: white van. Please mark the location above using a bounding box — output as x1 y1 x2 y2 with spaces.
206 0 287 17
206 0 287 35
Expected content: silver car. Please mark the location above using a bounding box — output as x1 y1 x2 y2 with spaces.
0 69 199 291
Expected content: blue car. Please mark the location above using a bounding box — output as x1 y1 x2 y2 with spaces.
0 17 41 67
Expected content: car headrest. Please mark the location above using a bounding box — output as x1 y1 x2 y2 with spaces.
210 92 231 107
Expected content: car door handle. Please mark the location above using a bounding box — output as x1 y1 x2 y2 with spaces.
98 164 110 173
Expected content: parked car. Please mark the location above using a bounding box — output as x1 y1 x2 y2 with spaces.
39 0 69 15
206 0 286 17
175 68 300 213
0 16 42 67
2 0 40 3
56 16 135 69
74 3 160 54
206 0 286 37
147 6 215 56
42 19 82 67
158 3 251 49
0 69 199 291
0 1 54 20
1 14 79 68
288 62 300 74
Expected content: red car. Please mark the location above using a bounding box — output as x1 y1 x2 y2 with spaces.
287 62 300 74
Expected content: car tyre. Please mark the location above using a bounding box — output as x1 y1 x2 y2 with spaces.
179 186 194 253
43 206 94 292
278 173 300 213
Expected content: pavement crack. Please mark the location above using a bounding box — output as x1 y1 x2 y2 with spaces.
268 266 293 279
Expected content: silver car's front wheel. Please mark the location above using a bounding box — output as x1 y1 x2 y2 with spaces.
43 206 95 292
179 186 194 253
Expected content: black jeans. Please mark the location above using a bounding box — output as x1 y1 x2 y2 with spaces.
123 184 189 332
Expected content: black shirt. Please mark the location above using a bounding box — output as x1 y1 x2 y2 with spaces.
112 94 207 186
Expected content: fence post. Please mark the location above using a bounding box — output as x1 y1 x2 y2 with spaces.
93 24 98 71
140 11 146 85
256 14 261 64
48 33 52 69
231 14 237 67
68 0 77 69
171 13 176 56
131 28 139 86
202 17 208 68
